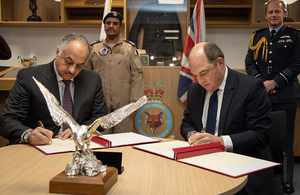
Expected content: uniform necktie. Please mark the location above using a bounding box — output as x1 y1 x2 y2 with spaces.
62 80 73 131
206 89 219 135
271 29 276 39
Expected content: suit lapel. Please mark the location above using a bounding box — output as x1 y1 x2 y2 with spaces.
218 68 235 135
196 85 206 130
43 61 60 104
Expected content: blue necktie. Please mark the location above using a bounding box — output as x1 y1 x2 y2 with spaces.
206 89 219 135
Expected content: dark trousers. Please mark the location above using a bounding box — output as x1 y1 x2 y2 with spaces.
272 102 297 183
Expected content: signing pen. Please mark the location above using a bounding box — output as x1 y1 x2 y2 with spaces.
38 121 53 144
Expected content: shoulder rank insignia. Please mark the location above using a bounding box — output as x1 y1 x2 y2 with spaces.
286 26 300 31
90 39 102 46
124 39 136 47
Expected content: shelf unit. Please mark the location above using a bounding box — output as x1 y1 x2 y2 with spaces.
0 0 299 28
64 0 125 26
0 0 64 27
0 0 126 28
188 0 300 28
188 0 252 27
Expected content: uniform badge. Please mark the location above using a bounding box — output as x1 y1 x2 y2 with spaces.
134 50 139 56
99 47 108 56
280 35 291 39
278 39 293 43
114 48 124 54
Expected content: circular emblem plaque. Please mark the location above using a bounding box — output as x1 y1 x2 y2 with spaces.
134 102 173 138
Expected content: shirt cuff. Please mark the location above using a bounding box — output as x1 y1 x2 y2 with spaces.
221 135 234 152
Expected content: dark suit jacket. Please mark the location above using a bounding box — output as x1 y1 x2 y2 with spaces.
181 67 274 194
0 60 108 144
245 25 300 103
181 67 272 156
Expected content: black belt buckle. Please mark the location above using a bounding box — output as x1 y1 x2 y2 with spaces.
268 66 272 74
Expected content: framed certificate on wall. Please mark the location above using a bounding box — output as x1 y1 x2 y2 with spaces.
141 54 149 66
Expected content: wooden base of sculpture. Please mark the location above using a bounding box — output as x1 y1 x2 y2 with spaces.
49 167 118 195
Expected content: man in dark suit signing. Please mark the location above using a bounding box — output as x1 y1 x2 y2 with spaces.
181 42 273 194
0 33 108 145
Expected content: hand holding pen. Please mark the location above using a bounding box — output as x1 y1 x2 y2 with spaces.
26 121 53 145
39 121 53 144
189 128 206 146
188 127 223 146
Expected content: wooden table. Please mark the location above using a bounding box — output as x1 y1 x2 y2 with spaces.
0 143 247 195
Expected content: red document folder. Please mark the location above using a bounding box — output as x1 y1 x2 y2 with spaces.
173 142 225 160
91 132 160 148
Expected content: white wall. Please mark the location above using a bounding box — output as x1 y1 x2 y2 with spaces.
0 27 257 69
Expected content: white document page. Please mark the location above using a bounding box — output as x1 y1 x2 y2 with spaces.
133 140 190 159
178 151 280 177
34 138 105 154
100 132 160 147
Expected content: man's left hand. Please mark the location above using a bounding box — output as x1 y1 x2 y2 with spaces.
188 132 224 146
264 80 276 93
55 128 74 140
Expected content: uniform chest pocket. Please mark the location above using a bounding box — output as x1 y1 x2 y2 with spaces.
275 42 293 62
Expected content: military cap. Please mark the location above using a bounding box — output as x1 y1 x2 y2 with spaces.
103 11 123 24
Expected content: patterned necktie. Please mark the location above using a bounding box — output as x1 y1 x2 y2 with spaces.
62 80 73 131
271 29 276 39
206 89 219 135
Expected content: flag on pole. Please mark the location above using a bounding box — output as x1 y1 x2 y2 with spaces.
177 0 206 106
100 0 112 40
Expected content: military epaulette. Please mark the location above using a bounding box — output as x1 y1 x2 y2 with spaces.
253 28 267 34
90 39 102 46
286 26 300 31
124 39 136 47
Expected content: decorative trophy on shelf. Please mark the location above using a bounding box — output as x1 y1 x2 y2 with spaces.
17 56 37 67
32 77 147 194
27 0 42 21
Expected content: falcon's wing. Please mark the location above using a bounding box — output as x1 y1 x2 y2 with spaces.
87 96 148 132
32 77 79 133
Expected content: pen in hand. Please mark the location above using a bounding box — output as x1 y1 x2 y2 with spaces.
38 120 53 144
189 127 206 146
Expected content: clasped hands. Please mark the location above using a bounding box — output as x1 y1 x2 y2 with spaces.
264 80 277 95
27 127 73 145
188 132 224 146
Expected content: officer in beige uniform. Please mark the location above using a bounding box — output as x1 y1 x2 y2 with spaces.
85 11 144 134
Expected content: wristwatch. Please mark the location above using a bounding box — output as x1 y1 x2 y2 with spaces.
187 131 198 140
23 129 33 143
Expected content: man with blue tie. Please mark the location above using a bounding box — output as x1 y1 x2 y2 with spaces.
181 42 273 194
245 0 300 193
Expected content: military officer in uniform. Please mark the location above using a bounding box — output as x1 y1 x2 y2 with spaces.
245 0 300 193
85 11 144 134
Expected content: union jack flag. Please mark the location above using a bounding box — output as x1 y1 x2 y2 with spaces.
177 0 206 106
